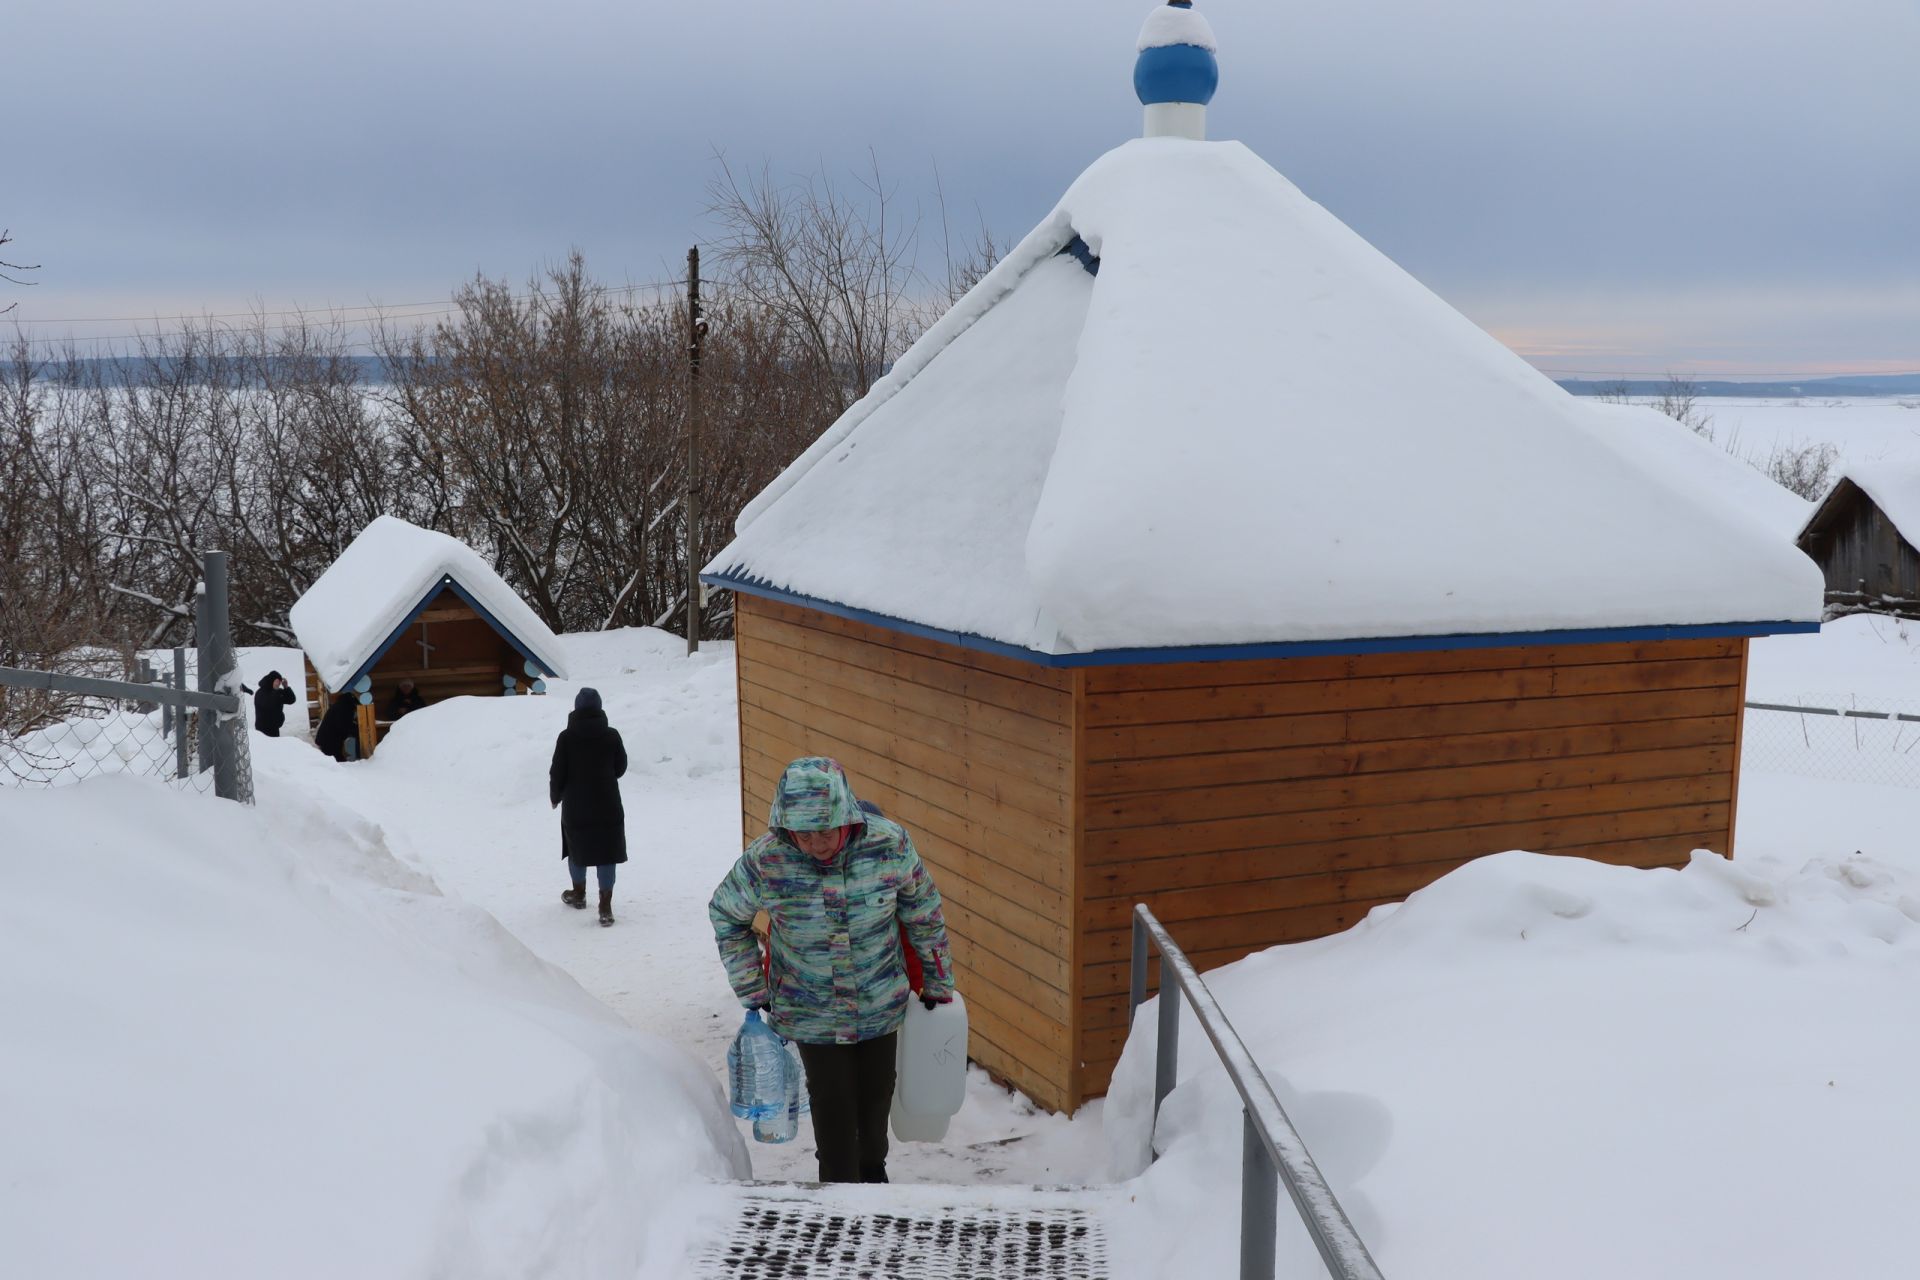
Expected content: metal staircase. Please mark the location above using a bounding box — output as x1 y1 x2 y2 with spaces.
689 1181 1111 1279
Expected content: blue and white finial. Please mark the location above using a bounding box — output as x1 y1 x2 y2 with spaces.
1135 0 1218 141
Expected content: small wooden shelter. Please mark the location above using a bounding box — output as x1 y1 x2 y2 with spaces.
1795 465 1920 618
289 517 568 759
702 3 1824 1112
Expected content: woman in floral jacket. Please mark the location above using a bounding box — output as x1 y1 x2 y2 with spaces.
709 756 954 1183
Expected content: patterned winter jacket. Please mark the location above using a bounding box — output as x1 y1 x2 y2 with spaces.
709 757 954 1045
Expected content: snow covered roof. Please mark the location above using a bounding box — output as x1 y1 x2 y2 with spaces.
706 134 1821 664
1582 402 1813 541
1798 462 1920 550
291 516 569 690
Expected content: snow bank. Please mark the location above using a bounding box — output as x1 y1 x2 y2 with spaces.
1103 848 1920 1278
290 516 569 691
0 770 744 1279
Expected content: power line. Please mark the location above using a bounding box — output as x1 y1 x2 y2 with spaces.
6 275 705 350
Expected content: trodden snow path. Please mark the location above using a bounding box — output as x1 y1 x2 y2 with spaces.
250 630 1109 1191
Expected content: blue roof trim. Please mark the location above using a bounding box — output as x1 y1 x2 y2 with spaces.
344 576 561 690
701 571 1818 669
1058 236 1101 277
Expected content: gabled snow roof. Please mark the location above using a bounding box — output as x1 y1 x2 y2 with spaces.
1798 462 1920 550
707 138 1823 659
291 516 569 690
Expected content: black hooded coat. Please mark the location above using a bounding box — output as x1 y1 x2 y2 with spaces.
253 670 297 736
549 707 628 865
314 695 359 761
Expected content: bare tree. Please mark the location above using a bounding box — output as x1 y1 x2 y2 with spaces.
0 228 38 315
706 153 923 419
1653 373 1713 436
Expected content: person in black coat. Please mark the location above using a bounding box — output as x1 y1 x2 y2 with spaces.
252 670 297 737
386 679 426 720
314 693 360 762
549 687 628 926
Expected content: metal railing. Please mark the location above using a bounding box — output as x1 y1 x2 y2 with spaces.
1743 696 1920 789
1130 905 1384 1280
0 551 252 803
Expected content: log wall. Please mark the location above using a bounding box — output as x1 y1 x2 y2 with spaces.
1801 481 1920 614
733 594 1079 1111
1073 635 1747 1098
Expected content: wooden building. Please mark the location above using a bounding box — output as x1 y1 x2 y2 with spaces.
704 5 1824 1113
290 517 569 760
1796 467 1920 618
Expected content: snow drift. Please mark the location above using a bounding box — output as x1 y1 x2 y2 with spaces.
0 771 744 1279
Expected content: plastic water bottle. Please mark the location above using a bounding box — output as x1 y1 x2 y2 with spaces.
753 1050 801 1144
786 1040 810 1117
727 1009 787 1120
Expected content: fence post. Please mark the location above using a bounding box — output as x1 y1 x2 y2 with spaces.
1241 1109 1279 1280
173 649 189 781
195 551 242 802
134 658 157 715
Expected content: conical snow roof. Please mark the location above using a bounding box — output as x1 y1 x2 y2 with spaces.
706 137 1821 661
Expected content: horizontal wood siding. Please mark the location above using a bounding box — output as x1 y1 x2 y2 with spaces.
734 595 1077 1111
1074 636 1746 1098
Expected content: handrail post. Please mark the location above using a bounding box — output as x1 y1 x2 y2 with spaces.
1153 962 1180 1125
1241 1108 1279 1280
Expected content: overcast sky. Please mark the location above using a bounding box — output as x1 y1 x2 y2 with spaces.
8 0 1917 377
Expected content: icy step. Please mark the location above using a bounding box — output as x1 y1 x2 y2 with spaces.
689 1180 1113 1279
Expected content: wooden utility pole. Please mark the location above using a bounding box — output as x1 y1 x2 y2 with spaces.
685 246 706 656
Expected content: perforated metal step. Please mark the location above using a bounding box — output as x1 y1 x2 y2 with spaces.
691 1182 1112 1280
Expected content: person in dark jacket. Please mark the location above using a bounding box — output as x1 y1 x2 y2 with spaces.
252 670 297 737
386 678 426 720
314 693 360 762
549 687 628 926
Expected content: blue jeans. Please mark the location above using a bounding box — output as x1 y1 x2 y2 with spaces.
569 859 616 891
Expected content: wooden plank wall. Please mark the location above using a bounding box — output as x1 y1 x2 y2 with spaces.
733 594 1079 1111
1074 636 1746 1098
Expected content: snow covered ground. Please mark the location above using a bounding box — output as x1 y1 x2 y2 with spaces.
8 616 1920 1278
1691 395 1920 475
0 757 744 1279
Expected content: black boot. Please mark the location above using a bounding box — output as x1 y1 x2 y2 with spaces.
598 889 614 927
562 885 586 909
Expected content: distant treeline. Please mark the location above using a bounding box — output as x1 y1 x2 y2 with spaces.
1559 373 1920 398
13 363 1916 400
1 157 1001 683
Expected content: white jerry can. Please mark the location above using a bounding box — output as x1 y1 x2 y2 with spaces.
890 1086 950 1142
891 990 967 1141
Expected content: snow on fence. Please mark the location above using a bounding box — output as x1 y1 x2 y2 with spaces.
0 553 254 803
1743 696 1920 789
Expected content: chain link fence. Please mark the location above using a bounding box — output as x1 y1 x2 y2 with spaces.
1743 694 1920 789
0 553 254 803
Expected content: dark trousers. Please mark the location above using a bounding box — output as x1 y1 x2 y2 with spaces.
795 1033 897 1184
